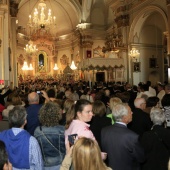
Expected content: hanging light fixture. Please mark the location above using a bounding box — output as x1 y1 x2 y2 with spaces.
24 41 38 55
129 48 140 62
70 61 77 70
22 61 34 70
53 63 59 70
28 0 56 29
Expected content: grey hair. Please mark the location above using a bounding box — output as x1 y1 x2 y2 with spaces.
150 107 165 125
112 103 129 122
8 106 27 128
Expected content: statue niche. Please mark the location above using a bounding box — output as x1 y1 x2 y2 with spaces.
38 51 48 73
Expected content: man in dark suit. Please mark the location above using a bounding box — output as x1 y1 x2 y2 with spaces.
101 103 145 170
128 98 153 137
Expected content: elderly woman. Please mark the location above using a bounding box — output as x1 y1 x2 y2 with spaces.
140 107 170 170
34 102 65 170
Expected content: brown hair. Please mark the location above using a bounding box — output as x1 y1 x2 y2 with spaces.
65 99 91 129
39 102 62 127
92 100 106 117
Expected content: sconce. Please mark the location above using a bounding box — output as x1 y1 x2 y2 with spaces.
129 48 140 62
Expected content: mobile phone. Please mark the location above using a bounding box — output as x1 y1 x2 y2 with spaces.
68 134 77 146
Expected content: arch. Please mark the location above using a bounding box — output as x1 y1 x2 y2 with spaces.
129 5 168 44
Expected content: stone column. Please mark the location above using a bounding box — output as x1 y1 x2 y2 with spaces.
10 17 18 86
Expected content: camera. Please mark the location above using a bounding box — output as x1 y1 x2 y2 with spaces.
36 91 42 94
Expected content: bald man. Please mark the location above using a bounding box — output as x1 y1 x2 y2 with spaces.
128 98 152 137
25 92 42 135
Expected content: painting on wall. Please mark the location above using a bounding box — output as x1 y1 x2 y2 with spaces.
133 62 140 72
86 50 91 58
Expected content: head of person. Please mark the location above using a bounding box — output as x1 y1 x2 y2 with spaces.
157 83 165 92
150 107 165 125
0 141 12 170
142 84 149 92
38 102 62 127
105 89 110 97
63 99 74 113
11 95 22 106
165 84 170 94
146 96 159 107
146 81 151 87
66 99 93 129
112 103 132 124
47 88 56 98
72 137 107 170
134 98 146 110
28 92 39 104
109 97 122 110
92 100 106 117
161 94 170 107
8 106 27 128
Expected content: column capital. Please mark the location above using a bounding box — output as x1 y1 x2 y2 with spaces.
10 1 18 17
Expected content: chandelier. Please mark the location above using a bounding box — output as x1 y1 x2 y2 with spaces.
129 48 140 61
28 0 56 29
24 41 38 55
70 61 77 70
22 61 34 70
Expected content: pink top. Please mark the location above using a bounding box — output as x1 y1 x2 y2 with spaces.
65 119 95 144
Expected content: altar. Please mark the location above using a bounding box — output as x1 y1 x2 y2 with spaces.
78 57 126 83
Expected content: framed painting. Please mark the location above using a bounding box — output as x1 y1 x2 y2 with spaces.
133 62 140 72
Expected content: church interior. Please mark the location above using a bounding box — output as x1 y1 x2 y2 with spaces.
0 0 169 87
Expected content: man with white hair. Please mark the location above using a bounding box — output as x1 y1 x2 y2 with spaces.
128 98 152 137
101 103 145 170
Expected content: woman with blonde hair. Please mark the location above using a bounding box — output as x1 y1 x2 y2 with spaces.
60 137 112 170
106 97 122 124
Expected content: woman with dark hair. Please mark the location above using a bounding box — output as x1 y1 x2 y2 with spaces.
90 100 111 148
65 99 95 141
65 99 107 160
34 102 65 170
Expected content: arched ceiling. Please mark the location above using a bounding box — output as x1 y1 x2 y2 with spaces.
16 0 81 36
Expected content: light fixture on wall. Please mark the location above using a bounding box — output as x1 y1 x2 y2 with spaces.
22 61 34 70
28 0 56 29
129 48 140 62
24 41 38 55
70 61 77 70
53 63 59 70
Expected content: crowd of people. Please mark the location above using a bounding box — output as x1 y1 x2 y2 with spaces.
0 79 170 170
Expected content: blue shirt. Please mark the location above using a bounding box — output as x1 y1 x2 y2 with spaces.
9 128 43 170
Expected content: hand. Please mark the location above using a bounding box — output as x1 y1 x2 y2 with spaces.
101 152 107 160
66 141 74 157
41 90 49 101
